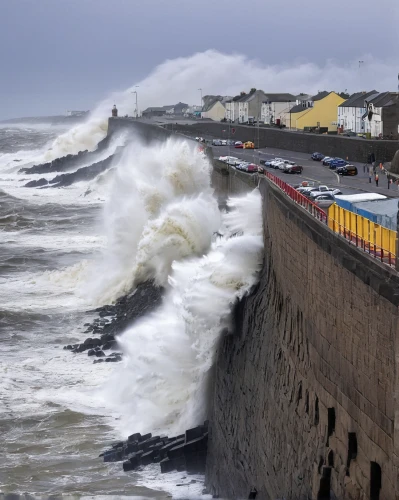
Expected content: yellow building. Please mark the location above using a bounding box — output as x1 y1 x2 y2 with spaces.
289 91 346 131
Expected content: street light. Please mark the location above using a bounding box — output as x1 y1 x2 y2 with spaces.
198 88 203 117
131 86 139 118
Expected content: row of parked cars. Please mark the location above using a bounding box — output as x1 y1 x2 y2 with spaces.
218 156 260 173
311 152 358 176
260 156 303 174
212 139 255 149
295 184 342 208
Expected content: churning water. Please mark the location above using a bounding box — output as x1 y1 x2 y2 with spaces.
0 120 263 499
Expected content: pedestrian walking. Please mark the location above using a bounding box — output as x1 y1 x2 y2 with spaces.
375 173 379 187
369 173 372 183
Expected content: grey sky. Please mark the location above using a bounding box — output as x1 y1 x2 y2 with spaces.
0 0 398 120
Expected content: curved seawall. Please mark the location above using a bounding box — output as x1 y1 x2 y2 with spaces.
207 170 399 499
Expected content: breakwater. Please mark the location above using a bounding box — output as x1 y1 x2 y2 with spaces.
163 121 398 163
88 118 399 498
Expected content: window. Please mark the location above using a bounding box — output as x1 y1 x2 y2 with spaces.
370 462 381 500
327 408 336 446
346 433 358 476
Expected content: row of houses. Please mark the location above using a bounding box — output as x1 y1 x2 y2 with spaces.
201 89 399 138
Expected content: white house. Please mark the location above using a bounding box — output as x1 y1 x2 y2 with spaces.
225 94 247 122
260 93 297 126
362 92 399 138
337 91 378 133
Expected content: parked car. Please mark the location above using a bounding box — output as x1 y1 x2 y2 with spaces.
322 156 333 165
226 140 235 146
336 164 358 176
311 152 324 161
270 158 285 168
212 139 223 146
309 188 342 198
245 163 259 173
329 158 347 169
234 141 244 148
235 162 250 171
221 139 227 146
243 141 255 149
312 193 335 208
218 156 241 166
285 165 303 174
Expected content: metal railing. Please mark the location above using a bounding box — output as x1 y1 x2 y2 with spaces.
264 171 397 268
264 171 328 223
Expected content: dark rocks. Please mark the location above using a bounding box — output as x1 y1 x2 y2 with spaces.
102 421 209 476
25 178 49 187
103 340 117 350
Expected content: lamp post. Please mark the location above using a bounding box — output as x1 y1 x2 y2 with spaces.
131 86 139 118
198 88 203 117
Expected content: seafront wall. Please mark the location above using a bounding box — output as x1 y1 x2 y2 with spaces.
105 119 399 498
163 122 398 163
207 167 399 499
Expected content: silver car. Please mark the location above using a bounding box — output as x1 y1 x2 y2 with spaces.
312 193 335 208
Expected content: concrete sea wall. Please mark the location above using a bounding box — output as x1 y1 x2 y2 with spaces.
207 168 399 499
163 122 398 163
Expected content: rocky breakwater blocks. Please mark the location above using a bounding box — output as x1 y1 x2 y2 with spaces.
64 281 163 364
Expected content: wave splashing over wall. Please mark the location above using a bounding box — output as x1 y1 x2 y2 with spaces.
103 189 263 436
89 138 218 305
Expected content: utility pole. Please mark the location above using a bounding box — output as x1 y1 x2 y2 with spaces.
131 86 139 118
198 88 203 118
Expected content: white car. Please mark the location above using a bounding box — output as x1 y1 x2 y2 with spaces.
277 162 287 170
270 158 284 168
221 139 227 146
309 188 342 198
218 156 240 166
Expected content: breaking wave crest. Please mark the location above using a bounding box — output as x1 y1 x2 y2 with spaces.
103 189 264 436
88 138 219 304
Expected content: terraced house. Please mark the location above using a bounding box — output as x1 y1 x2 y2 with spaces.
289 91 346 131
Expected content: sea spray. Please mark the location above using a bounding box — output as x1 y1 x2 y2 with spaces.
88 137 217 305
103 190 263 437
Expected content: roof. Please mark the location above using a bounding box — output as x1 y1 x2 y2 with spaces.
311 91 330 101
262 93 297 103
142 107 166 113
367 92 398 108
290 103 307 114
338 91 379 108
353 198 399 218
202 96 225 112
335 193 387 203
295 94 312 101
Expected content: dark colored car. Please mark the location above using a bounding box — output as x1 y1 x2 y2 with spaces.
336 165 358 176
285 165 303 174
330 158 347 169
322 157 333 165
311 152 324 161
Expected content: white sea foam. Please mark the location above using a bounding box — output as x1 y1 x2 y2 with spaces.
87 138 216 305
102 190 263 437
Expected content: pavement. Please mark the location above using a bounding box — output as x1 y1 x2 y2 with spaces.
211 144 399 199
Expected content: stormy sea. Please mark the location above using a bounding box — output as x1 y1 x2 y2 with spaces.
0 116 263 499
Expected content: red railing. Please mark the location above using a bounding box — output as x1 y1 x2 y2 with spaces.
263 171 396 267
264 171 328 224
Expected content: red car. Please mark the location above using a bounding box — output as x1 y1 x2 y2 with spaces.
234 141 243 148
245 163 259 173
285 165 303 174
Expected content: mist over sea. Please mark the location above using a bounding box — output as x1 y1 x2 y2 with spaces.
0 117 263 499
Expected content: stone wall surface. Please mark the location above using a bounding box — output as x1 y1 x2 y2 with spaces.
207 169 399 499
163 122 398 163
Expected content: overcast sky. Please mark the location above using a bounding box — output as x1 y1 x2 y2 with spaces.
0 0 398 120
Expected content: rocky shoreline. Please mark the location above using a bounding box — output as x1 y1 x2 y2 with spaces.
64 280 163 363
